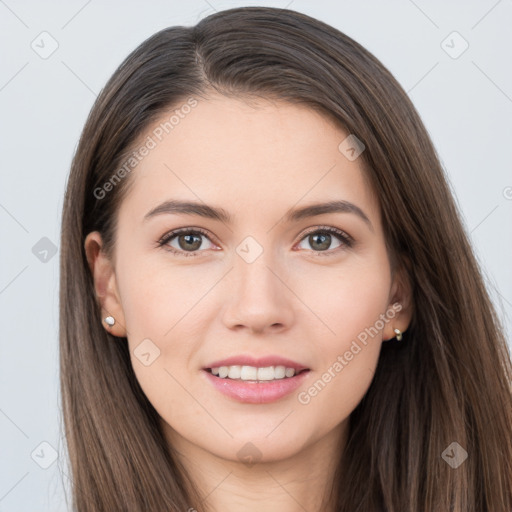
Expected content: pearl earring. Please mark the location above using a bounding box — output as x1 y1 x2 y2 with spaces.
104 316 115 327
393 328 403 341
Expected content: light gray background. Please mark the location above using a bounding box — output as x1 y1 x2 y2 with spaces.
1 1 511 510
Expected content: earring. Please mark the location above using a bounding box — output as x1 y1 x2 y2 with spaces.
393 328 403 341
104 316 115 327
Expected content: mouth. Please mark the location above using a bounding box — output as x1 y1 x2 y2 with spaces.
202 365 311 404
204 365 310 382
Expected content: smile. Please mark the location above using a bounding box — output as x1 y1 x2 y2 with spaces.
207 365 305 381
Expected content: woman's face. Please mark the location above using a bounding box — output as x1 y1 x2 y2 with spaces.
86 93 410 465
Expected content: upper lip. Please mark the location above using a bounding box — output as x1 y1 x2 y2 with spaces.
204 355 309 372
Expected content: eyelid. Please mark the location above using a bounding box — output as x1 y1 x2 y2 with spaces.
299 225 353 242
157 226 214 245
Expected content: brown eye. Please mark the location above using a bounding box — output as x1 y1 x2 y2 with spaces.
158 228 215 257
296 227 353 255
175 233 203 251
307 232 335 251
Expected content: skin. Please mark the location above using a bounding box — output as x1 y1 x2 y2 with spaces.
85 93 412 512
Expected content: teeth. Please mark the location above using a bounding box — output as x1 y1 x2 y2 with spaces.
241 365 258 380
285 367 295 378
227 365 241 379
257 367 274 381
210 365 299 381
274 366 286 379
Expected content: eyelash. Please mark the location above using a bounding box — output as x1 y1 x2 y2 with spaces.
156 225 354 258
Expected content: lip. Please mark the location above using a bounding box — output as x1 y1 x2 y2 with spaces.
204 355 309 372
202 368 311 404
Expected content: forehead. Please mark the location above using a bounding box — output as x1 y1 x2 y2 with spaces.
118 94 379 227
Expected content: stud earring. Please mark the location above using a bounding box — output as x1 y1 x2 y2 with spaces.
104 316 115 327
393 328 403 341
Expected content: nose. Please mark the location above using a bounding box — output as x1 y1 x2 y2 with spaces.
221 249 295 335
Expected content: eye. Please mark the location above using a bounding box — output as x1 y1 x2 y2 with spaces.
157 228 217 257
157 225 354 258
296 226 353 255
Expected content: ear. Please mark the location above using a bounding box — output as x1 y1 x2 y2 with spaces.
84 231 127 337
383 256 413 341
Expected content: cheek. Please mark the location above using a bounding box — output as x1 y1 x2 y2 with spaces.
117 255 200 340
116 257 211 397
297 295 387 434
296 344 379 440
295 253 390 419
300 253 391 341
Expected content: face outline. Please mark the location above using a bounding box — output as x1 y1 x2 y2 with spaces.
85 93 412 471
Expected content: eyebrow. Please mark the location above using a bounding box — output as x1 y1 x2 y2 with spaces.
143 199 373 231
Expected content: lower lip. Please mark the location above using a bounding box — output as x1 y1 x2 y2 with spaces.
202 369 310 404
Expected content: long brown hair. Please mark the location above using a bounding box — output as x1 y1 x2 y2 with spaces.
59 6 512 511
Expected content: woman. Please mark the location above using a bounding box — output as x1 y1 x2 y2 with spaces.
59 6 512 511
